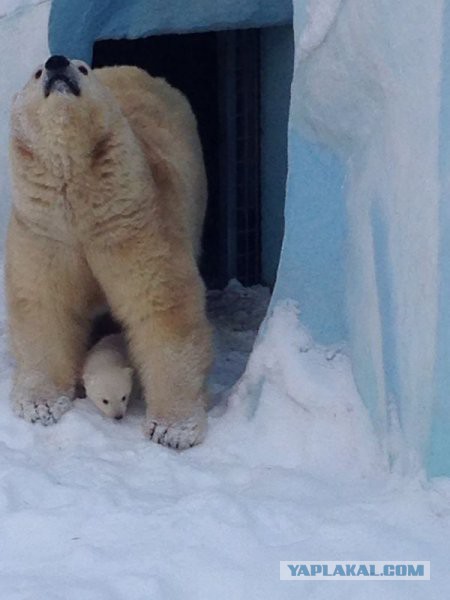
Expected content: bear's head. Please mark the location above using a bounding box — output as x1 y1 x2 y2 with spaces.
11 55 122 164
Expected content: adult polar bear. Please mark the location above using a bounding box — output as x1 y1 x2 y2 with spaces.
6 56 212 449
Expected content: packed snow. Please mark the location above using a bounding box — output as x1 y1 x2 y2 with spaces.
0 277 448 598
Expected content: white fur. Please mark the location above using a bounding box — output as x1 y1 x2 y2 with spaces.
83 334 133 419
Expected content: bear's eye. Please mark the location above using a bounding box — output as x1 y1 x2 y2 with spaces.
35 69 42 80
121 396 126 402
78 66 88 76
102 399 109 405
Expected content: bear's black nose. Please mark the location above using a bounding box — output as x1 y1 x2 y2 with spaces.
45 55 70 72
114 415 123 421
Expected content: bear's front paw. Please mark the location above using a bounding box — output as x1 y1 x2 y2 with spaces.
12 378 73 425
15 395 72 425
144 407 207 450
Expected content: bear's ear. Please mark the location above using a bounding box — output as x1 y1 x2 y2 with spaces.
83 374 97 390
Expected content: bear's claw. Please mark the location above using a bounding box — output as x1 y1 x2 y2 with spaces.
12 378 73 425
144 409 206 450
14 395 72 425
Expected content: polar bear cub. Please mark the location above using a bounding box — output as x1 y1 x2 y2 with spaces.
83 334 133 420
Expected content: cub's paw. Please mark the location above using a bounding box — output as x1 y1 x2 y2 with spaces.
144 407 207 450
12 379 73 425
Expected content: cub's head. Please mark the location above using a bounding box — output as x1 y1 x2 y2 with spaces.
11 55 120 158
84 366 134 420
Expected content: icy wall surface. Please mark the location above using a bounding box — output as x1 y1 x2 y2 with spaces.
274 0 446 474
0 0 50 244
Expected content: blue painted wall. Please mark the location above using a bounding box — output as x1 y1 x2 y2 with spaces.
272 134 348 346
49 0 292 62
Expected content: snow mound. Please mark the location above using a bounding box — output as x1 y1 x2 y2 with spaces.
210 298 382 476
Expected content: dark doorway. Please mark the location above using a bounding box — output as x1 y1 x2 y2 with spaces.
93 29 261 288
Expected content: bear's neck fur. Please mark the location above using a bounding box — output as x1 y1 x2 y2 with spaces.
11 101 157 244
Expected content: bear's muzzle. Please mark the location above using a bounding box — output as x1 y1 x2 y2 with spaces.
43 55 80 98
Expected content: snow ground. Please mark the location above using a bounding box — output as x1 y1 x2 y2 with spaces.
0 278 449 599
